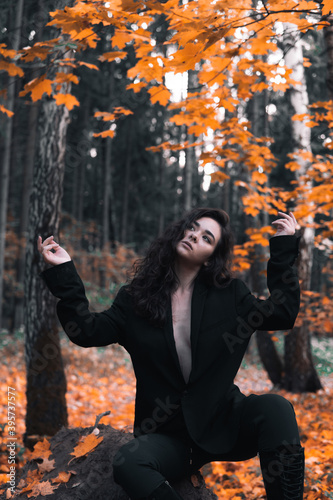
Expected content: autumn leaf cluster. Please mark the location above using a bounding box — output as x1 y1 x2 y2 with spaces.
1 0 332 220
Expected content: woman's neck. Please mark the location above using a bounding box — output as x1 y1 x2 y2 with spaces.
173 259 200 294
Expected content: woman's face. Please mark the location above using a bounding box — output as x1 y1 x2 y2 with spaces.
175 217 222 267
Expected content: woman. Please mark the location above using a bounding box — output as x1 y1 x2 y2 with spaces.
38 207 304 500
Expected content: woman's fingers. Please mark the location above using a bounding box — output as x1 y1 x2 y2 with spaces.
37 235 71 266
37 235 42 253
290 212 299 228
272 211 297 235
274 212 297 226
277 211 294 222
42 242 59 253
38 235 57 254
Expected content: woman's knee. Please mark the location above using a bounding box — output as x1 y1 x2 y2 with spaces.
258 394 296 419
113 436 161 486
113 440 141 485
251 394 300 449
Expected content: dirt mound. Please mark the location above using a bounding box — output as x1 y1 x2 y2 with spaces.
1 423 217 500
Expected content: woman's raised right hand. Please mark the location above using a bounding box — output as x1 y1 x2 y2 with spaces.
38 235 72 266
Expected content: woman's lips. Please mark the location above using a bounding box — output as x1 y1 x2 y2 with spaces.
181 241 192 250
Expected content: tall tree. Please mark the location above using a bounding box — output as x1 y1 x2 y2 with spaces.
324 14 333 100
0 0 24 331
13 0 46 330
24 93 70 446
120 118 133 244
101 61 116 249
250 80 284 386
282 23 322 392
23 0 74 444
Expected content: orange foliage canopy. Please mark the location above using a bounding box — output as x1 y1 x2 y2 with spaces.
0 0 331 218
1 0 332 313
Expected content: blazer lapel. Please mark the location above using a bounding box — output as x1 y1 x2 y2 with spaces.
163 299 185 378
190 279 209 361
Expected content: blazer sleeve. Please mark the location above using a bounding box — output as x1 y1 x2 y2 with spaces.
235 235 300 331
40 260 128 348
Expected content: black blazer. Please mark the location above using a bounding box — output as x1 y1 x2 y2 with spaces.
41 235 300 454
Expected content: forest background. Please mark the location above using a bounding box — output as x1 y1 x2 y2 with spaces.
0 0 333 498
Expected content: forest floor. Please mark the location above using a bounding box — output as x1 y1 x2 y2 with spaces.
0 331 333 499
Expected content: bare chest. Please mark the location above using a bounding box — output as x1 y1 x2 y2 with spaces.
171 291 192 382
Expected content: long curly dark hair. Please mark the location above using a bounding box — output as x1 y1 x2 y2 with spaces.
127 207 234 326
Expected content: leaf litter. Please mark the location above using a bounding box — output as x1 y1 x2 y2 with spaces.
0 335 332 498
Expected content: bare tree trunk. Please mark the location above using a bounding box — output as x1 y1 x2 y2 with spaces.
254 219 284 385
24 94 70 447
24 91 71 445
23 3 75 440
102 138 113 244
158 149 166 235
281 22 322 392
101 63 116 248
77 159 86 224
0 0 24 331
13 102 40 330
120 120 133 244
184 132 194 212
324 14 333 100
249 59 284 384
183 70 198 211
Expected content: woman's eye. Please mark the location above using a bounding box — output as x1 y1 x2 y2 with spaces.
203 235 211 243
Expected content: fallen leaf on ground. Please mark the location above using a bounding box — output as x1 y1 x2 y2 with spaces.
69 432 103 463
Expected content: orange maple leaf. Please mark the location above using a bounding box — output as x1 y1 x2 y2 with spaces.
77 61 99 70
210 171 229 183
20 45 50 62
0 104 14 117
252 171 268 185
19 470 43 494
72 28 99 48
93 130 115 138
30 438 52 460
0 43 16 58
0 60 24 77
111 29 132 50
27 480 59 498
95 108 133 121
69 432 103 463
322 0 333 15
51 471 75 484
148 86 171 106
55 72 79 85
99 51 127 62
54 93 79 110
19 76 53 101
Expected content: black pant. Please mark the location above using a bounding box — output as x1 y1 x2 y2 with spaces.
113 394 301 499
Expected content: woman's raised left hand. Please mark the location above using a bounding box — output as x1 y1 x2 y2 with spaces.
271 211 298 236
